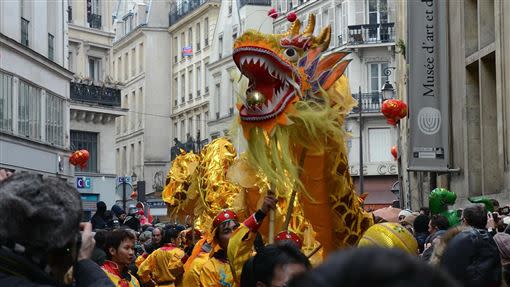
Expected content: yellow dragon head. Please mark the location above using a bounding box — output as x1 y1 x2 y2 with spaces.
233 14 351 135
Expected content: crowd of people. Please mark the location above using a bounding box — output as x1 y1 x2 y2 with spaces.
2 170 510 286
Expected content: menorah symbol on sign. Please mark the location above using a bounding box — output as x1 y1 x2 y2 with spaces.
418 107 441 135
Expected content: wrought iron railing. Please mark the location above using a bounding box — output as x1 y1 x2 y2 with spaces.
350 92 384 114
347 23 395 45
169 0 219 26
70 82 121 107
239 0 271 8
88 14 101 29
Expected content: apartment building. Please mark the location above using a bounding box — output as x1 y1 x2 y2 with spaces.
0 0 74 179
113 0 172 200
272 0 399 208
68 0 126 216
169 0 220 156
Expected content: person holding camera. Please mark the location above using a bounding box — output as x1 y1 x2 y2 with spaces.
0 171 115 287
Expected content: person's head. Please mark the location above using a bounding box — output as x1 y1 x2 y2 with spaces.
274 231 303 249
419 207 430 217
243 243 311 287
491 199 500 210
493 232 510 265
213 210 240 250
111 205 126 221
289 247 460 287
104 229 136 268
139 230 152 244
0 173 82 283
161 227 179 245
413 214 430 234
428 214 449 234
94 230 108 250
96 201 107 215
462 204 487 229
398 209 412 222
152 227 163 245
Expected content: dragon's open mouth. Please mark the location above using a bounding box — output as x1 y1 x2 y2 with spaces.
233 47 301 122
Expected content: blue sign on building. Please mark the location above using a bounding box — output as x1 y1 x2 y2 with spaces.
76 177 91 189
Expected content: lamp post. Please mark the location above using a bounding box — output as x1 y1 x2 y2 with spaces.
381 69 403 207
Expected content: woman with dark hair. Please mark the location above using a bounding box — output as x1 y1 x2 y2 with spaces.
241 242 311 287
289 247 460 287
102 229 139 287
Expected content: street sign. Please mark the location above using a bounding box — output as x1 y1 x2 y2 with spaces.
116 176 132 186
76 177 91 189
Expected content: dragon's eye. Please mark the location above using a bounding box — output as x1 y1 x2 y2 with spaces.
284 48 299 61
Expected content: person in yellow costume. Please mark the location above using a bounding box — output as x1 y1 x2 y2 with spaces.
198 195 277 287
138 227 185 287
102 229 140 287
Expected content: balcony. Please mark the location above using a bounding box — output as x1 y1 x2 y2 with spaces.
70 82 121 107
88 14 102 29
239 0 271 8
347 23 395 45
350 92 383 114
169 0 219 26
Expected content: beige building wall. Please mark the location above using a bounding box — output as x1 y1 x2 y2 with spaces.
169 1 220 145
114 1 172 195
399 0 510 209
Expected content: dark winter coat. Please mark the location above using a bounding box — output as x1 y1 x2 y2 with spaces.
414 232 429 253
440 228 501 287
0 247 114 287
90 213 107 230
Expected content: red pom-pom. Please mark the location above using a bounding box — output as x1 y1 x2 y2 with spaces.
268 8 278 19
287 12 297 22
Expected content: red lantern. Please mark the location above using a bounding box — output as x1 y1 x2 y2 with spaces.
268 8 278 19
287 12 297 22
69 149 90 169
391 145 398 160
381 99 408 125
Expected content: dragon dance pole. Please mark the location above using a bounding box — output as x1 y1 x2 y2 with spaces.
269 186 275 244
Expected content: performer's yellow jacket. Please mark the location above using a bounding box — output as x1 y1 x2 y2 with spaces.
101 260 140 287
199 212 264 287
183 250 209 286
137 243 185 287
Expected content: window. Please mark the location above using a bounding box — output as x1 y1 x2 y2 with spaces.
336 2 347 45
180 32 185 59
196 22 201 50
139 43 144 73
0 72 13 132
138 87 143 127
196 66 201 95
130 90 135 130
18 81 41 140
181 74 185 104
21 18 29 46
138 141 143 171
117 56 122 82
130 143 135 173
368 62 388 92
215 83 221 118
228 1 232 15
204 18 209 46
122 146 127 175
71 131 98 172
218 35 223 59
124 52 128 80
196 114 201 138
188 27 193 48
88 57 101 82
131 47 136 77
180 120 185 141
188 69 193 100
173 77 178 107
46 92 64 146
368 0 388 39
48 34 54 60
188 117 192 137
173 122 178 139
368 128 392 162
205 62 209 93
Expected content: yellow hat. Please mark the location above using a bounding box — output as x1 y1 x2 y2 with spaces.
358 222 419 255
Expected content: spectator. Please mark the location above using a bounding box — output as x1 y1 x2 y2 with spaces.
102 229 140 287
421 214 449 261
90 201 108 230
413 214 430 253
493 232 510 286
0 172 114 287
398 209 412 222
91 230 108 266
420 207 431 217
289 247 460 287
241 242 311 287
440 204 502 287
111 205 127 222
